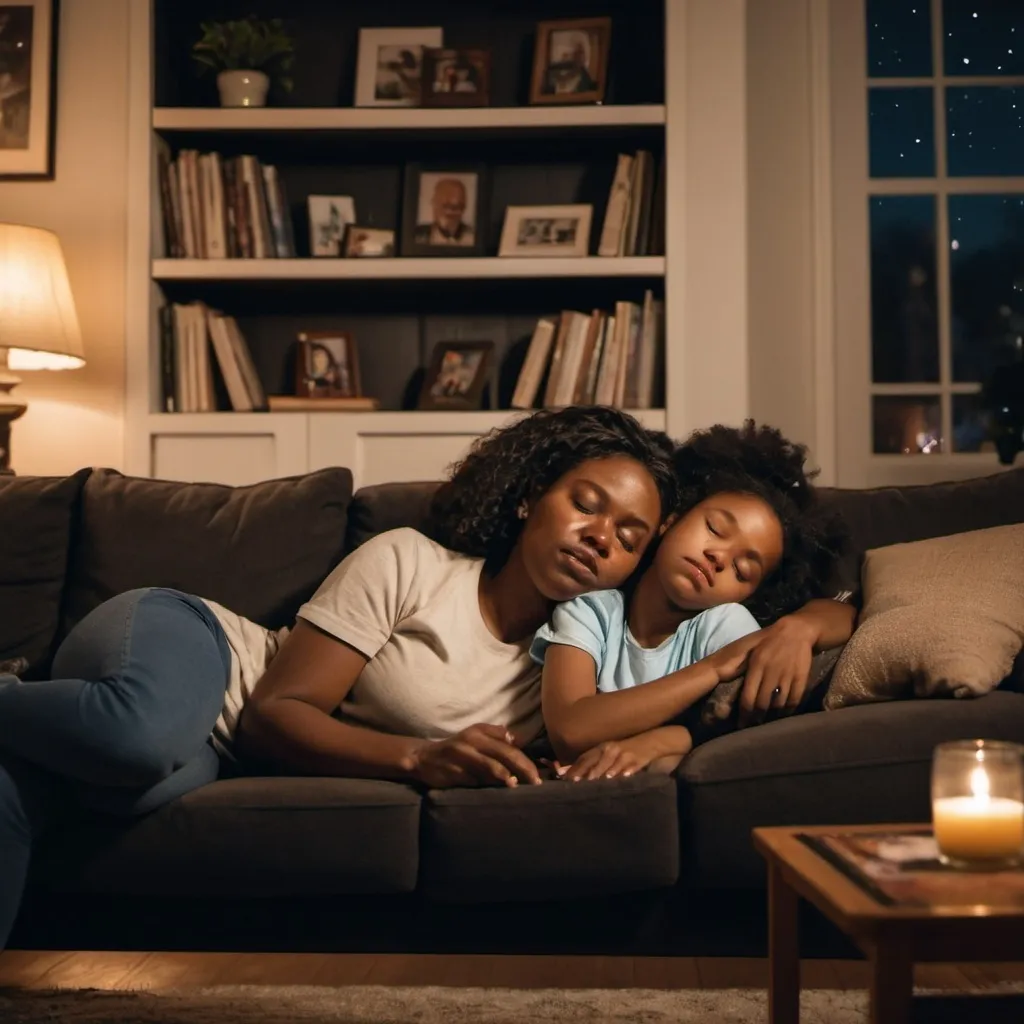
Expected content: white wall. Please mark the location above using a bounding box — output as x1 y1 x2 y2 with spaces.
0 0 129 476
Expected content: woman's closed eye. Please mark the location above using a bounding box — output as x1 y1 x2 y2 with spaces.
573 499 595 515
617 533 636 554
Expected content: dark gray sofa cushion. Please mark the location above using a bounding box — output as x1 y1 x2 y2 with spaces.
33 777 421 897
818 467 1024 597
419 774 679 902
0 469 91 677
60 467 353 637
344 481 439 552
677 691 1024 888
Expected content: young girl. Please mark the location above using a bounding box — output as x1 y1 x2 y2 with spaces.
532 422 841 781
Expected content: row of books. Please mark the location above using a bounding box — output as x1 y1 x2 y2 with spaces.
156 143 296 260
597 150 665 258
511 290 663 411
159 302 268 413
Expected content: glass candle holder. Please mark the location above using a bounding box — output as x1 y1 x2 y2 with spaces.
931 740 1024 870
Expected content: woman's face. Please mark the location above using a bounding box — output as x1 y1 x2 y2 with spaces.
517 456 663 602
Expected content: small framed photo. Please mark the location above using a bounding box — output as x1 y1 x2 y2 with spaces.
422 47 491 107
295 331 362 399
307 195 356 257
499 204 593 258
342 225 396 258
529 17 611 106
0 0 59 179
354 26 443 108
401 163 486 257
419 341 494 410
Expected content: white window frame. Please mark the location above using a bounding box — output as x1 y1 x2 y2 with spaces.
830 0 1024 487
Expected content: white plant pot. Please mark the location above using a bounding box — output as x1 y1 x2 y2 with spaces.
217 69 270 108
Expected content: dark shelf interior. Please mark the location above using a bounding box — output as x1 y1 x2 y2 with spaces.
159 277 665 411
154 0 664 109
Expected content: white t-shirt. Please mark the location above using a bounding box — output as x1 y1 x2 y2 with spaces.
205 527 543 756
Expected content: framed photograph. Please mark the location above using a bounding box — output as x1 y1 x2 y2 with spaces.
401 163 486 257
529 17 611 106
418 341 494 411
307 195 356 257
342 225 395 258
0 1 59 179
354 26 443 108
295 331 362 399
499 204 593 258
421 47 491 107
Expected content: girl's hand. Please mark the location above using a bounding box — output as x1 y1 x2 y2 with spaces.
409 724 542 789
554 728 692 782
708 631 764 683
738 615 817 722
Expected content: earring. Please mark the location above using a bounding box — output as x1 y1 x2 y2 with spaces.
517 501 528 520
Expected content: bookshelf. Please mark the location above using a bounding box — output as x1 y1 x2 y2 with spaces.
125 0 682 489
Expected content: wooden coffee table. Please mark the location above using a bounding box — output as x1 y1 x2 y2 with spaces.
754 823 1024 1024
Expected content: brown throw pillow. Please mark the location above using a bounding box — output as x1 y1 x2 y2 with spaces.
824 523 1024 710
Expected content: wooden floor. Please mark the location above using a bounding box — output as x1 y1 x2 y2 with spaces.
1 951 1023 992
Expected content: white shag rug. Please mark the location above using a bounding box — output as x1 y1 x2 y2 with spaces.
2 984 1023 1024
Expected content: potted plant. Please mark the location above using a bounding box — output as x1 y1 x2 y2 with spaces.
192 16 295 108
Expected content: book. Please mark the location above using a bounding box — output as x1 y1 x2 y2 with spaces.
801 828 1024 909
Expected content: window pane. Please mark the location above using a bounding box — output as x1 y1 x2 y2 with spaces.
872 396 943 453
869 88 936 177
870 196 939 383
944 0 1024 76
947 87 1024 176
952 393 995 452
868 0 933 77
948 194 1024 381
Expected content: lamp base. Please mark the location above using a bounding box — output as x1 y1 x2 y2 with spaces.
0 360 27 474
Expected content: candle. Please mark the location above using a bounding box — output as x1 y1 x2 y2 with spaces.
931 741 1024 869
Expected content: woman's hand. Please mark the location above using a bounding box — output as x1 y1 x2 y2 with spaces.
409 724 542 789
553 726 693 781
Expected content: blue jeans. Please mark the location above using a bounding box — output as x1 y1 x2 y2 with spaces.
0 588 232 949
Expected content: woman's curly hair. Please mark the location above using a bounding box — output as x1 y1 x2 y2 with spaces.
672 420 846 624
426 406 680 572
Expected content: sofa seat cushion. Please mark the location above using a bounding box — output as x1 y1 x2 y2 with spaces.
0 469 91 677
32 777 421 897
677 691 1024 888
419 774 679 902
60 467 353 638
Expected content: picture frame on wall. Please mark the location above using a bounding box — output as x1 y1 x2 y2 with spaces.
401 162 487 257
0 0 59 180
295 331 362 399
421 47 491 108
354 26 443 108
499 204 593 258
529 17 611 106
418 341 494 411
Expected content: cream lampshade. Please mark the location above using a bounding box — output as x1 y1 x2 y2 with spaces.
0 224 85 472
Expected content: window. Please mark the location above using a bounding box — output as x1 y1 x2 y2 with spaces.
831 0 1024 485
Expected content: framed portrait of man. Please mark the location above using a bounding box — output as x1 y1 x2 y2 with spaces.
400 163 487 257
529 17 611 106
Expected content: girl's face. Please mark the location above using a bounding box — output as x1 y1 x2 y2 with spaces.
516 456 663 602
655 492 784 611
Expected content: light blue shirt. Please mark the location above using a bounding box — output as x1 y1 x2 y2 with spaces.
530 590 761 693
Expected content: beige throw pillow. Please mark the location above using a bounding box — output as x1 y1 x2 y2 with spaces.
824 523 1024 710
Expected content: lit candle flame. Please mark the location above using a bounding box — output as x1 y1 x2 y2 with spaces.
970 765 991 803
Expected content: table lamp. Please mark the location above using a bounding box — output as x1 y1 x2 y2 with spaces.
0 224 85 473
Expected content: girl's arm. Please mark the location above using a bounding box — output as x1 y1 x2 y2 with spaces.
557 724 694 782
541 636 754 763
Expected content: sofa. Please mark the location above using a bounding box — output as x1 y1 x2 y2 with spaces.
2 464 1023 956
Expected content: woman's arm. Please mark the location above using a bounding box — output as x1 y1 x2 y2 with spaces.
237 621 540 787
541 637 754 763
738 598 857 718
